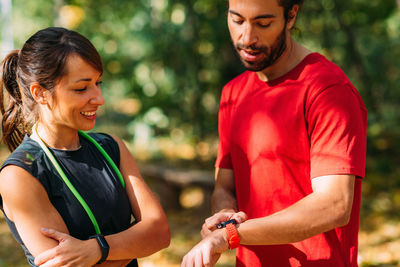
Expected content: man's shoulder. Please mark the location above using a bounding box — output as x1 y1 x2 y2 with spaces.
302 53 350 86
302 53 365 111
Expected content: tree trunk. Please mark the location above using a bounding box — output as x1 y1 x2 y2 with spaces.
0 0 14 58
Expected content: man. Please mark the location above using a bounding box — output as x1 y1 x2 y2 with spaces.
181 0 367 266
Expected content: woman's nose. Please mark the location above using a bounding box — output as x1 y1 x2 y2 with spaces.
90 86 105 106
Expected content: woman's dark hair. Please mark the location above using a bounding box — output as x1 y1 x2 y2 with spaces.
278 0 305 22
0 27 103 151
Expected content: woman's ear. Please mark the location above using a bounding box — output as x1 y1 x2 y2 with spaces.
30 83 49 105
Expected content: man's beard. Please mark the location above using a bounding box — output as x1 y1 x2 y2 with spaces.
234 25 287 72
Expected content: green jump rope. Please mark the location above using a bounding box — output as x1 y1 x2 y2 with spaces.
33 125 125 235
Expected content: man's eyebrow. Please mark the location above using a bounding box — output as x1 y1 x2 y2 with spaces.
229 10 243 18
254 14 276 19
74 78 92 83
228 10 276 20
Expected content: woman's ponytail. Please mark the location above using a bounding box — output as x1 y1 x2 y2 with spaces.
0 50 25 151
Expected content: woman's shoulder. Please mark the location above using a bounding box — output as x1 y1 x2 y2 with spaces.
0 137 48 217
87 132 117 146
1 135 44 175
85 132 121 163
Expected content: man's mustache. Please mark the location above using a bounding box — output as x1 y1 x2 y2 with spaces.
236 43 268 53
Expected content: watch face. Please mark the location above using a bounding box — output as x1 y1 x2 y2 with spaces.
216 219 237 229
97 235 110 249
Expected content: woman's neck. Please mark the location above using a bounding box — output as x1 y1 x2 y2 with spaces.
31 123 81 150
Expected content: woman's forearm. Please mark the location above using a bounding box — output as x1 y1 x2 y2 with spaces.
105 214 170 260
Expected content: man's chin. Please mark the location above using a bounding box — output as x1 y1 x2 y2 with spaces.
240 59 268 72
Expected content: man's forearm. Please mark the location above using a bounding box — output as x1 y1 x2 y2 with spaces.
237 175 355 245
237 194 344 245
211 185 238 214
212 168 237 214
97 259 133 267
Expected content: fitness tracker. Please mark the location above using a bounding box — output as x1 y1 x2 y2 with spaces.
216 219 237 229
90 234 109 264
216 219 241 249
226 222 240 249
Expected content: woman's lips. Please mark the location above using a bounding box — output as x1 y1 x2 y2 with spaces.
80 111 97 120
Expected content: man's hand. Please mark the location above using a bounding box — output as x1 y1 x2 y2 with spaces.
181 228 229 267
34 228 100 267
201 211 247 238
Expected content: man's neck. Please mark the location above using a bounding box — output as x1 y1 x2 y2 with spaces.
256 38 311 82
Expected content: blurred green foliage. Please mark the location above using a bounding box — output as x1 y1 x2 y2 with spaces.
1 0 400 265
2 0 400 222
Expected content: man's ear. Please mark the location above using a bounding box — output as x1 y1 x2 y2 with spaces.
30 83 49 104
287 4 299 30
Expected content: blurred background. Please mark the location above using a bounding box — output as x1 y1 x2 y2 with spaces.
0 0 399 266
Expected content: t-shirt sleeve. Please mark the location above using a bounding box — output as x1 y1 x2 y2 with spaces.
307 83 367 178
215 84 233 169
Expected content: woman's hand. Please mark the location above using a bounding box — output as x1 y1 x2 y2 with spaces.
34 228 101 267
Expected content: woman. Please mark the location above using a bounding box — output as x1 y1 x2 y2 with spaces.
0 27 170 266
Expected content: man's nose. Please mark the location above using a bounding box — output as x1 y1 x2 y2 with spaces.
242 24 258 47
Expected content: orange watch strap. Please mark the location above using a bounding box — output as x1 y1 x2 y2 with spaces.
226 222 240 249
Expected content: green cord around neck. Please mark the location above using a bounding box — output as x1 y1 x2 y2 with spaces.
78 130 125 188
33 125 125 234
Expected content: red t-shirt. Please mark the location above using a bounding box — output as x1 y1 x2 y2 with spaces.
215 53 367 266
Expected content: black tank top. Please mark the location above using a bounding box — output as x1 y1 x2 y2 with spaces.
0 133 138 267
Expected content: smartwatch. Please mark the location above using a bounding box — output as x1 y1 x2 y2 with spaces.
89 234 109 264
216 219 240 249
226 222 240 249
216 219 237 229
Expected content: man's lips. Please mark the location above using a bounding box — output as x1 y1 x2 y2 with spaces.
239 49 263 62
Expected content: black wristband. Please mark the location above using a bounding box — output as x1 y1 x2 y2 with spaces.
89 234 109 264
216 219 237 229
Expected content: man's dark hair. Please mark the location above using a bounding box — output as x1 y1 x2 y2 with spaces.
278 0 304 22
